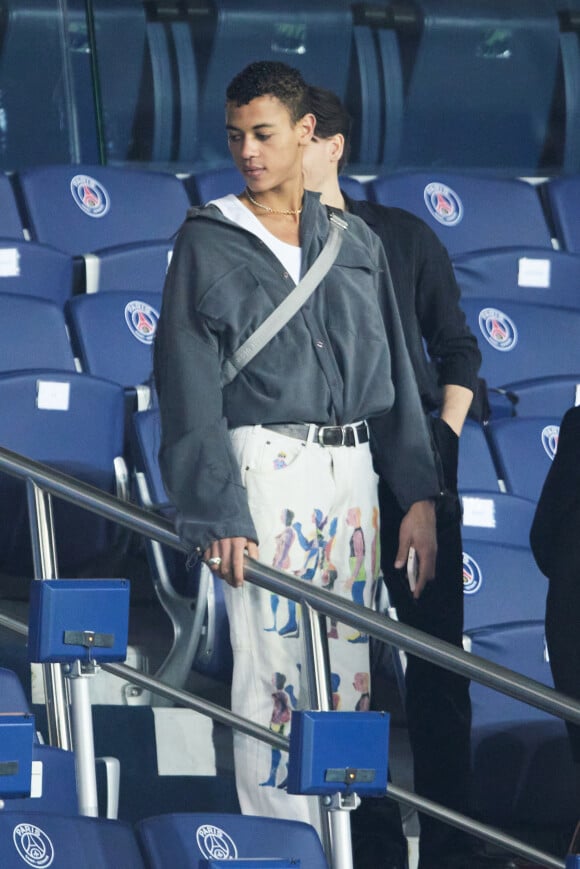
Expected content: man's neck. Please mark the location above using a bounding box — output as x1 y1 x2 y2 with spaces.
318 176 346 211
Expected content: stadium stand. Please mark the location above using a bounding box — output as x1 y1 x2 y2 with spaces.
457 419 501 492
0 294 76 373
542 174 580 253
0 241 74 307
0 174 25 238
485 415 562 503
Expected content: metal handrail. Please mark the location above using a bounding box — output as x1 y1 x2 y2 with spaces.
0 443 577 868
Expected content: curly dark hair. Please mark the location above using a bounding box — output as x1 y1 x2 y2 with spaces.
306 85 352 172
226 61 309 123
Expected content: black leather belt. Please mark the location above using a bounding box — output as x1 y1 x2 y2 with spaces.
263 421 369 447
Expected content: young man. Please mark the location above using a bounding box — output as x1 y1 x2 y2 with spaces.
154 61 440 834
302 87 503 869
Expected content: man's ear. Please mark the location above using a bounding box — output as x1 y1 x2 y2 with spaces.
298 112 316 143
329 134 345 166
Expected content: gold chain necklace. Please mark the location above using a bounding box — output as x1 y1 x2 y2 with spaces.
245 187 303 216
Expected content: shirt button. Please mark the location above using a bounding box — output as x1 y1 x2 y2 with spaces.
283 271 289 279
315 340 325 349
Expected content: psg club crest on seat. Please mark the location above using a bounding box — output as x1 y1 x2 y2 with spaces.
423 182 463 226
196 823 238 860
124 300 160 345
478 306 518 351
541 424 559 460
462 552 482 595
12 822 54 868
70 174 110 218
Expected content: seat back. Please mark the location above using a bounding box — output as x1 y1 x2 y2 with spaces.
84 240 174 294
0 174 25 238
66 291 160 392
0 371 125 575
369 172 552 256
453 246 580 311
543 175 580 253
0 812 145 868
467 621 579 825
461 297 580 389
494 376 580 419
0 241 74 308
136 812 328 867
486 416 561 502
17 165 189 255
457 419 500 492
0 293 76 373
459 493 546 632
188 167 244 206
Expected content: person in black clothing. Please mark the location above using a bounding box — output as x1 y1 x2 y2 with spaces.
302 86 515 869
530 405 580 763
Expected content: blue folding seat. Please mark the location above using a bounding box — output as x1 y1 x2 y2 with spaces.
369 172 553 257
491 376 580 420
0 293 75 374
486 416 563 503
65 291 161 404
459 492 546 632
187 167 243 205
457 419 500 493
0 241 74 308
0 174 25 238
136 812 328 868
84 240 174 294
453 246 580 311
466 621 579 828
17 165 189 256
460 297 580 391
542 175 580 253
0 811 145 868
131 408 233 687
338 176 368 201
0 371 127 576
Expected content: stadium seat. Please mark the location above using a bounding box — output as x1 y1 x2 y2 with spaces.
0 174 25 238
459 492 547 632
84 240 173 294
135 812 328 867
0 811 145 868
486 416 562 503
131 408 233 688
466 621 580 827
0 241 74 307
492 376 580 420
392 0 560 175
453 246 580 311
457 419 500 492
542 175 580 253
460 297 580 390
0 371 127 576
0 293 76 373
369 172 553 256
16 164 189 255
65 291 160 405
187 167 244 205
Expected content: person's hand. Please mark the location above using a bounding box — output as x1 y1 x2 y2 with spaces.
204 537 259 588
394 499 437 599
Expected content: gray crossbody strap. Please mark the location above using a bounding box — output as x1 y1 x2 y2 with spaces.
221 211 348 387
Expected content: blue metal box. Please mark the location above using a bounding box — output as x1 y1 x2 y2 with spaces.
0 713 34 798
28 579 130 663
287 710 389 796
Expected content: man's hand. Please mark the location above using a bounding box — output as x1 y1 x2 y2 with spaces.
204 537 259 588
394 499 437 599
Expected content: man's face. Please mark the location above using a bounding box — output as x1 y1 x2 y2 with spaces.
225 95 310 193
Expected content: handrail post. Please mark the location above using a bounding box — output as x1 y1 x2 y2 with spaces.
26 480 72 751
301 603 355 869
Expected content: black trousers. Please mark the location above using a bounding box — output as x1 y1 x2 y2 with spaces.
352 418 473 869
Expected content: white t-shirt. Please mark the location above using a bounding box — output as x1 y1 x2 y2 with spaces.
210 194 302 284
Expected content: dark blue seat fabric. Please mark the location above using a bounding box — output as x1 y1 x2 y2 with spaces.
459 493 546 632
461 297 580 390
0 371 125 575
467 621 580 826
369 172 553 256
84 240 173 294
486 416 562 503
136 812 328 867
494 376 580 420
543 175 580 253
0 811 145 868
457 419 500 492
0 175 25 238
66 291 161 392
0 293 76 373
188 167 244 205
453 246 580 311
0 241 74 307
17 164 189 255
